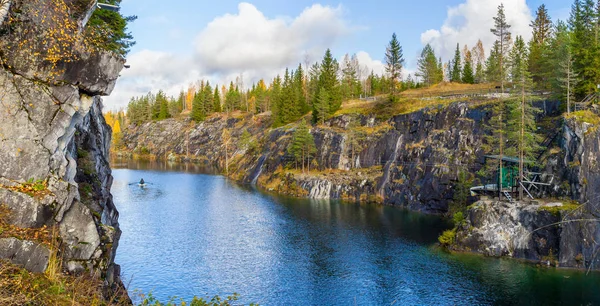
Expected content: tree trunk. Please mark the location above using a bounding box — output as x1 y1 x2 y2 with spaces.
519 78 525 201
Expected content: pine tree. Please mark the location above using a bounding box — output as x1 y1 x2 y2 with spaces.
491 3 512 91
385 33 404 94
569 0 600 97
213 86 222 113
462 49 475 84
293 64 308 116
416 44 442 86
509 36 528 83
190 92 205 122
551 21 579 114
288 119 317 172
451 43 462 82
486 41 502 83
508 35 539 200
473 40 486 83
312 49 340 123
528 4 553 90
314 89 329 125
490 3 512 199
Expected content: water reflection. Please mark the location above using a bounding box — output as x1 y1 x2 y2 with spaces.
111 166 600 306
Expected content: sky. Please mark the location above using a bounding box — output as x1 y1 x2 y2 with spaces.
104 0 572 110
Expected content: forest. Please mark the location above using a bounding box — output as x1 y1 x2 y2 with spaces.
116 1 599 134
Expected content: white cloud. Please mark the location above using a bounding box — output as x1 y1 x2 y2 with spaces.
420 0 533 61
105 2 352 110
355 51 384 76
194 2 348 76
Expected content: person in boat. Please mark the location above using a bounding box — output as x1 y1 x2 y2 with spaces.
139 178 145 185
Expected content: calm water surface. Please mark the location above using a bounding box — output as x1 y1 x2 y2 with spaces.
112 160 600 305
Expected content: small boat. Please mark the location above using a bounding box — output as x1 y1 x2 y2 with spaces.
138 178 146 187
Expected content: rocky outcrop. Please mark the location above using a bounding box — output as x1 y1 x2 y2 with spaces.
454 200 600 270
121 102 564 214
454 200 561 261
0 0 125 298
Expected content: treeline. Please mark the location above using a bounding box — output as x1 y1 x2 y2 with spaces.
123 0 600 127
417 1 600 102
125 44 411 127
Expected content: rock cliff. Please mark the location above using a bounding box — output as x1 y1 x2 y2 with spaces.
0 0 125 298
454 117 600 270
119 101 563 214
119 97 600 270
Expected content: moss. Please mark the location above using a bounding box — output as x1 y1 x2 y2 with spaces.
539 203 581 216
567 110 600 125
76 148 88 159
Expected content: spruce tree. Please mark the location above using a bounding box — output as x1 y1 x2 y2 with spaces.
508 35 540 200
213 86 222 113
462 50 475 84
569 0 600 97
528 4 553 90
312 49 340 123
491 3 512 91
190 92 205 122
451 43 462 82
416 44 442 86
551 21 579 114
288 119 317 172
490 3 512 199
385 33 404 94
313 89 329 125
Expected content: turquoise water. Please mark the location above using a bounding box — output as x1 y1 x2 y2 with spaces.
111 162 600 305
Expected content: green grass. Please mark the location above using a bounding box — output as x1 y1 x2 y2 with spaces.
538 203 581 216
567 110 600 126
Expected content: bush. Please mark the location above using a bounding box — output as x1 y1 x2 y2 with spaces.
438 228 456 246
452 211 465 225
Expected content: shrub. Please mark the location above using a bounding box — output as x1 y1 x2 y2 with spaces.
438 228 457 246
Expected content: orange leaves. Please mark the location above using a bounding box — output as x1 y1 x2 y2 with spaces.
0 205 52 246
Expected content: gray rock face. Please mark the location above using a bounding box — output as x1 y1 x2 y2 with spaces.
455 201 560 261
455 200 600 270
120 102 567 214
0 238 50 273
0 0 125 297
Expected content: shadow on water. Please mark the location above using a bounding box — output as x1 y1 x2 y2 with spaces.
111 160 600 306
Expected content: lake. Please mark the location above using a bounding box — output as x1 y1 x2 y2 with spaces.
111 160 600 305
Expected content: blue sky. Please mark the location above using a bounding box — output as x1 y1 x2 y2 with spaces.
105 0 571 109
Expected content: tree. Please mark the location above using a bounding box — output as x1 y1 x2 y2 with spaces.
190 92 205 122
312 49 340 123
84 0 137 56
551 21 579 114
462 49 475 84
509 36 528 83
472 40 486 83
213 86 222 113
239 129 256 152
451 43 462 82
416 44 442 86
491 3 512 91
288 119 317 173
529 4 553 90
508 35 539 201
490 3 512 200
569 0 600 97
385 33 405 94
314 89 329 125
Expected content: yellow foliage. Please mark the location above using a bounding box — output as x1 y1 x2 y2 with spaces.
112 120 121 134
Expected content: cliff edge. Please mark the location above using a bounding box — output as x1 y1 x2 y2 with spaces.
0 0 126 301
